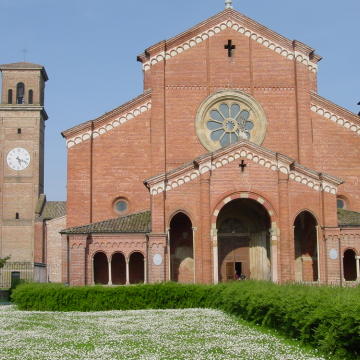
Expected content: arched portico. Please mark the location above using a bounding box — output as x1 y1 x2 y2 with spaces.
212 193 278 283
111 252 126 285
129 251 145 284
169 212 194 283
343 249 357 281
93 252 109 285
294 210 319 282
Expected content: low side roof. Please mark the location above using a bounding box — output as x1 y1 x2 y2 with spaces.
61 211 151 234
338 209 360 227
35 194 66 220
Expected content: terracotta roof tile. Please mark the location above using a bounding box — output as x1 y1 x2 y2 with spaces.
61 211 151 234
40 202 67 220
0 62 49 80
338 209 360 227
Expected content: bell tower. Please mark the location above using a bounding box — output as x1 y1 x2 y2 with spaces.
0 61 48 271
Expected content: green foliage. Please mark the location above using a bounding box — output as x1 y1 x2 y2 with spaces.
0 254 11 269
11 281 360 359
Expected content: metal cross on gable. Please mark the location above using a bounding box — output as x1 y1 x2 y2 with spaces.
239 160 247 172
224 39 235 57
20 48 28 61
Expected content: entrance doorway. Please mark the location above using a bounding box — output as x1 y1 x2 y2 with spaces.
170 212 194 283
217 198 271 282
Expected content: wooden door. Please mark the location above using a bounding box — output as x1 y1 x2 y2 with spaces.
219 236 249 282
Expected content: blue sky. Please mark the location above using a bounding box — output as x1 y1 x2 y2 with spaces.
1 0 359 200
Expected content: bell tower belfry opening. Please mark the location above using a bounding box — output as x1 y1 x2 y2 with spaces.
216 198 271 282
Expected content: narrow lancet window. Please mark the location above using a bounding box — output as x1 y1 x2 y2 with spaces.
15 212 19 219
28 90 33 104
8 89 13 104
16 83 25 104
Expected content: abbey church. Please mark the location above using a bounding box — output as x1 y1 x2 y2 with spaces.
1 4 360 287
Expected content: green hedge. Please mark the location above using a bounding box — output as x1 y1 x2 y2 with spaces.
11 281 360 359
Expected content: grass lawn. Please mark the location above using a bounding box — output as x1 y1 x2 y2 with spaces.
0 305 328 360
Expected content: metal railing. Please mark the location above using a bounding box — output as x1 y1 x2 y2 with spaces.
0 262 35 289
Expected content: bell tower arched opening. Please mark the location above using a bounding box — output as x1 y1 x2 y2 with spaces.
294 211 318 282
217 198 271 282
169 212 194 283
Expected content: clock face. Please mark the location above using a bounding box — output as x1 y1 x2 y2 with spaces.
7 148 31 171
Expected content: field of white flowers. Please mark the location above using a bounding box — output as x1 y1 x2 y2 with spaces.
0 305 327 360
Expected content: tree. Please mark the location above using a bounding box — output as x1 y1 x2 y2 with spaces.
0 255 11 269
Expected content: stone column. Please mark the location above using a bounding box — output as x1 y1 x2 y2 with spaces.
270 227 279 283
108 259 112 285
212 229 218 284
192 227 197 283
92 257 95 285
126 258 130 285
356 256 360 282
144 258 147 284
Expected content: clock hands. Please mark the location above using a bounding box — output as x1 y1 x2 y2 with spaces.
16 156 28 166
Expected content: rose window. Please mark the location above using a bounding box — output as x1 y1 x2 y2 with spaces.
206 103 254 148
195 90 267 152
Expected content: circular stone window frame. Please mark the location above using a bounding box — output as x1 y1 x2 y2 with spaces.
336 195 349 210
195 90 267 152
110 196 131 217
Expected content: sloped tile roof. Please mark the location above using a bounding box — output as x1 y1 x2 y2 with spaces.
338 209 360 227
0 61 43 69
0 62 49 81
61 211 151 234
40 202 67 219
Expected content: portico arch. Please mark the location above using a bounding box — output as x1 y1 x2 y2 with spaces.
111 252 126 285
294 210 319 282
129 251 145 284
343 248 357 281
169 212 194 283
93 251 108 285
214 196 274 283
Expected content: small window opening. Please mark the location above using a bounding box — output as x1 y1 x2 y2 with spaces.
17 128 21 134
16 83 25 104
28 90 33 104
15 212 19 219
8 89 13 104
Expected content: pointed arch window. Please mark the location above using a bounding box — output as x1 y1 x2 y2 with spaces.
16 83 25 104
28 90 33 104
8 89 13 104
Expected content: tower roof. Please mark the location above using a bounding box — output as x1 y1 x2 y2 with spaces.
0 61 49 81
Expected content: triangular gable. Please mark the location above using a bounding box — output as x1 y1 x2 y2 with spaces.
62 90 151 148
137 9 321 73
144 140 343 196
310 92 360 135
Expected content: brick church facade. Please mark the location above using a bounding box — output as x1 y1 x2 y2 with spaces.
1 6 360 287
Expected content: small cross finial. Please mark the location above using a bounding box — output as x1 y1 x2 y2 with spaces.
225 0 233 9
20 48 28 61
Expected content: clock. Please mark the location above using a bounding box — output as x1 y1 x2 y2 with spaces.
7 148 31 171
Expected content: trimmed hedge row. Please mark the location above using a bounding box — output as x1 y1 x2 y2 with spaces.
11 281 360 359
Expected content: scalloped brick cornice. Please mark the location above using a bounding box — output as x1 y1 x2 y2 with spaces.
137 9 320 74
144 140 343 196
310 92 360 135
62 90 151 148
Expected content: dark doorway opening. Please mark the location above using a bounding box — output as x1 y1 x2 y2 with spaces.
129 252 144 284
217 198 270 282
93 252 108 285
294 211 318 282
111 252 126 285
343 249 357 281
170 212 194 283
